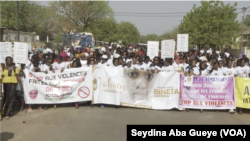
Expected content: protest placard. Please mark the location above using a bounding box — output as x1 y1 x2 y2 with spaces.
14 42 28 64
147 41 159 60
177 34 189 52
0 42 12 63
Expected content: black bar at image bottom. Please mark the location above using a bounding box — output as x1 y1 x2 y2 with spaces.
127 125 249 140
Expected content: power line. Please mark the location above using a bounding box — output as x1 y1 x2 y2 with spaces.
115 15 185 17
114 12 188 14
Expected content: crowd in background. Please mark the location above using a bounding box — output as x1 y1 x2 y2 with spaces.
0 43 249 120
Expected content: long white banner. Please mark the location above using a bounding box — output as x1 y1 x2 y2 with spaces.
23 68 93 104
93 66 181 110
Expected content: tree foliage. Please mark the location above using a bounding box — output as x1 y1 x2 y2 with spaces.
50 1 114 34
179 1 240 50
0 1 58 41
139 26 180 47
245 15 250 27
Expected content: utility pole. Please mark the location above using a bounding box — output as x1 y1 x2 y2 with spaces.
240 7 247 53
17 1 19 41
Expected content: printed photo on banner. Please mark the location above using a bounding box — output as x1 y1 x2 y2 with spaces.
93 66 181 110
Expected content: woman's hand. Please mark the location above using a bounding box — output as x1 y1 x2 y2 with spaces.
61 68 64 73
52 69 55 73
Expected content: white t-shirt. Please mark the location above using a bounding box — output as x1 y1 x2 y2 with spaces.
107 59 113 66
149 65 162 71
52 62 66 71
41 64 52 73
80 60 87 67
185 66 200 75
144 62 152 69
209 69 223 76
200 50 204 54
124 66 134 69
136 63 148 71
173 62 188 72
200 69 209 76
225 52 230 58
222 67 236 76
236 66 250 78
131 63 138 69
97 62 107 67
45 48 53 53
161 65 175 72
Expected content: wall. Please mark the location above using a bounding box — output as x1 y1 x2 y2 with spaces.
226 49 241 58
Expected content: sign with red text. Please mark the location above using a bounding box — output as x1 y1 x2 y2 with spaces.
179 74 235 109
23 68 93 104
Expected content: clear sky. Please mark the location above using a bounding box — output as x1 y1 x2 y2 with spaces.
39 1 250 36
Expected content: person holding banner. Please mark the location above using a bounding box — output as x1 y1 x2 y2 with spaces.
136 57 148 71
149 56 162 73
161 58 175 72
124 59 133 69
1 57 23 119
131 56 138 68
236 58 250 114
184 59 200 112
208 62 223 76
222 59 237 114
52 55 66 73
97 55 108 67
87 57 95 68
144 56 151 69
71 60 82 109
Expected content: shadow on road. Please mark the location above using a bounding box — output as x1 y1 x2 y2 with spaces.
0 132 14 141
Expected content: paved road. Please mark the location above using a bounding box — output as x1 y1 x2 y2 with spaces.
1 105 250 141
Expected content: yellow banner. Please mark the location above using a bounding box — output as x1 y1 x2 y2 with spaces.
235 77 250 109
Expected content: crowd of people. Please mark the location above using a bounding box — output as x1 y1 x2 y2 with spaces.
0 43 249 120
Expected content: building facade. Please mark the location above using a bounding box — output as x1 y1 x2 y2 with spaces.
3 30 39 43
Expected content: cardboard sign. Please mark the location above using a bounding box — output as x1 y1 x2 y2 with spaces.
14 42 28 64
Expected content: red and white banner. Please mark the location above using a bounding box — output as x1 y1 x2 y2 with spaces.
23 68 93 104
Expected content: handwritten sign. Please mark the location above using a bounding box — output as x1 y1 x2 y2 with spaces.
177 34 189 52
147 41 159 60
161 40 174 59
0 42 12 63
14 42 28 64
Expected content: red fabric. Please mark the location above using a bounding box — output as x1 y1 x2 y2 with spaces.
138 51 143 56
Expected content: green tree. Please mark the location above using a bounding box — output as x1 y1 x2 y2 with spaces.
50 1 113 34
179 1 240 51
116 21 140 45
245 15 250 26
